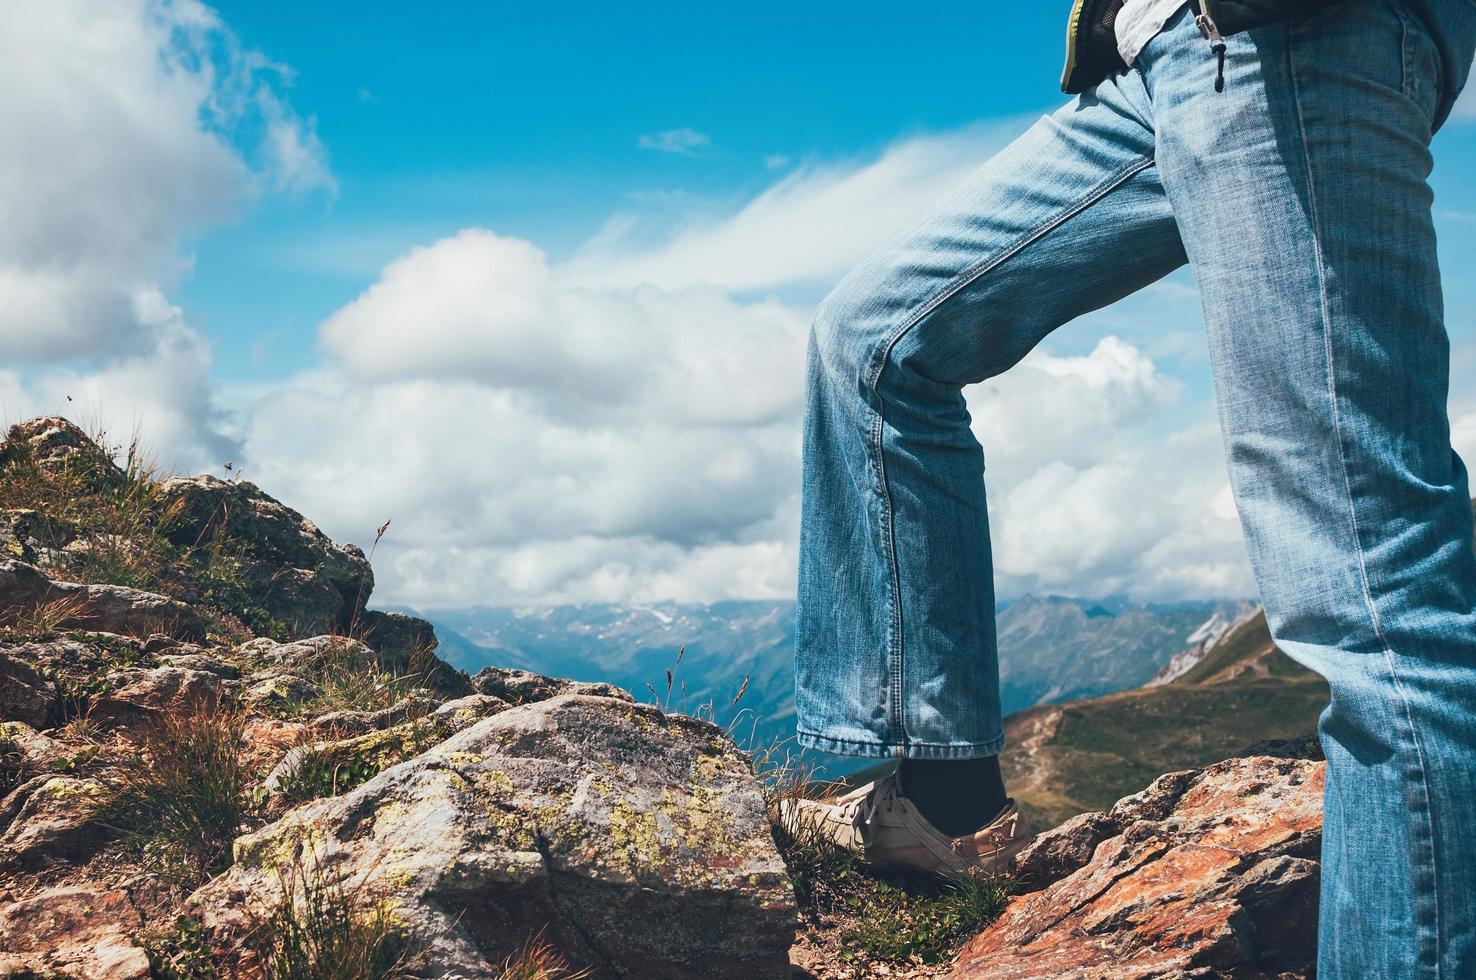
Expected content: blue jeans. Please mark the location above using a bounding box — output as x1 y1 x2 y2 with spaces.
795 1 1476 974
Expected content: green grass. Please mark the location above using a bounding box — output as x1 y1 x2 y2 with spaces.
1001 610 1329 829
140 915 218 980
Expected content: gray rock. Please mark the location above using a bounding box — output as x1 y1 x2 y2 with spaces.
0 721 67 776
0 774 115 870
0 417 124 487
156 652 242 679
357 608 436 671
94 665 224 723
242 671 321 709
470 666 634 705
153 475 372 638
193 694 795 978
0 508 73 568
0 649 52 729
263 693 511 800
304 695 442 737
0 560 207 641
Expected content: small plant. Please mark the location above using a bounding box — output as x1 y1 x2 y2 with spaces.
257 847 421 980
840 870 1011 964
100 703 249 885
140 915 218 980
1 592 92 641
288 634 445 718
0 421 177 595
43 665 109 730
0 735 28 794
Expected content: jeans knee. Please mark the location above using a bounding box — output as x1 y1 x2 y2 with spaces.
809 282 878 391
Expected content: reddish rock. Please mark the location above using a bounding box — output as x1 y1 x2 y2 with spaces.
0 885 150 979
950 756 1325 980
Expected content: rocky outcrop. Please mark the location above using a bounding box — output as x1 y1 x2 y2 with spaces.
260 692 510 802
0 560 207 641
950 755 1325 979
192 693 796 979
0 417 123 487
93 665 224 723
154 475 373 638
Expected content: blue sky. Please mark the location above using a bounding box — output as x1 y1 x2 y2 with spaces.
4 1 1475 610
181 4 1133 378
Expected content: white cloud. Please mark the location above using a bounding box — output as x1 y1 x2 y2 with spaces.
1453 57 1476 121
566 119 1031 293
638 128 712 156
238 204 1251 607
0 0 331 468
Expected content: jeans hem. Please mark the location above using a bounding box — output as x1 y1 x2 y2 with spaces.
796 729 1005 760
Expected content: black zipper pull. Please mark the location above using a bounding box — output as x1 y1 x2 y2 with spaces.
1195 1 1227 92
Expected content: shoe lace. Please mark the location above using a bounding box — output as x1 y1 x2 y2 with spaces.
836 776 896 839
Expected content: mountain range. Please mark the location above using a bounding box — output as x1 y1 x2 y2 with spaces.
425 594 1254 776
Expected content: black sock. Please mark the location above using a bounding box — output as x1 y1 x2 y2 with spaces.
898 755 1008 837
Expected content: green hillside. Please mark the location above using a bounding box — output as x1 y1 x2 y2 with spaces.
1000 610 1328 829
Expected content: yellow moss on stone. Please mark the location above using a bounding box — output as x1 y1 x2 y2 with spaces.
608 799 666 872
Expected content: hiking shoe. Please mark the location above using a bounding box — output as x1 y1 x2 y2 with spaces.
775 772 1030 877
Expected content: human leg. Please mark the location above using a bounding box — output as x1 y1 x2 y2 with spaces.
795 68 1187 763
1144 2 1476 974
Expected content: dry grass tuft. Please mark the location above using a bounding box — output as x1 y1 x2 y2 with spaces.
100 702 250 885
494 931 589 980
256 847 424 980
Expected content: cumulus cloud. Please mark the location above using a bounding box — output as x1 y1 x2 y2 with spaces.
237 225 809 608
0 0 331 468
238 203 1253 608
637 128 712 155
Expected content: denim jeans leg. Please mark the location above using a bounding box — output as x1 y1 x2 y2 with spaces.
794 70 1188 759
1145 3 1476 975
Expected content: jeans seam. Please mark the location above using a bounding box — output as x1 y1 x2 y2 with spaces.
1286 21 1443 975
860 152 1156 753
796 728 1006 758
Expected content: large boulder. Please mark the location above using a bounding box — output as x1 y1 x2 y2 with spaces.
0 560 207 641
191 694 796 978
152 475 372 637
949 756 1325 979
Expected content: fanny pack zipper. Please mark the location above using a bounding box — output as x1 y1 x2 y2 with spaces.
1194 0 1228 91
